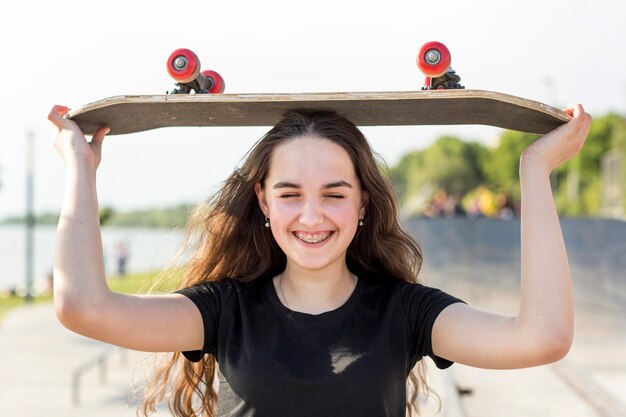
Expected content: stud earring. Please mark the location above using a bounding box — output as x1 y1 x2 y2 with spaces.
358 218 364 227
264 217 270 228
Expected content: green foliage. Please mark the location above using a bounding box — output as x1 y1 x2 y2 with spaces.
0 270 178 324
104 204 192 228
391 136 486 214
1 204 193 228
99 206 115 225
391 112 626 217
36 212 61 224
0 294 52 322
481 130 538 201
107 269 182 294
554 113 625 216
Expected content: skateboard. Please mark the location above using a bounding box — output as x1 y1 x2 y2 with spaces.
68 43 569 136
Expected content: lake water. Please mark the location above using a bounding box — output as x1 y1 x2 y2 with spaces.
0 225 185 293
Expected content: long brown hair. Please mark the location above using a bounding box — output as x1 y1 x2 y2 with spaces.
141 110 430 416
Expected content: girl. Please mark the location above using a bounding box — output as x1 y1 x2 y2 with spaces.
48 104 591 417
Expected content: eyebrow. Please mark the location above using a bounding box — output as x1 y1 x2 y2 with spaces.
272 180 354 189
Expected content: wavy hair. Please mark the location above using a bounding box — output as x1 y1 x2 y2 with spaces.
140 110 430 416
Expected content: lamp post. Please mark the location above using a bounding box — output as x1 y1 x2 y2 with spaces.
25 131 35 302
622 83 626 218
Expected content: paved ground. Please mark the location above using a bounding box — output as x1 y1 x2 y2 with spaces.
426 263 626 417
0 302 157 417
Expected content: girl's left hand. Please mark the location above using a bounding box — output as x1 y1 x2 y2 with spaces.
521 104 592 173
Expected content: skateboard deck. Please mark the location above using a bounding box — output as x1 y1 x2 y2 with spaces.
69 90 569 136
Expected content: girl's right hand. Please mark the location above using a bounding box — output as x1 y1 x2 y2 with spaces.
48 105 109 170
520 103 591 174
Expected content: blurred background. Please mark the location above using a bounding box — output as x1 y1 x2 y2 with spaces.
0 0 624 416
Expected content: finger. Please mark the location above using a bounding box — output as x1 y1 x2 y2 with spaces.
566 103 591 127
578 113 592 137
562 104 591 144
564 103 585 118
571 103 584 118
52 104 69 115
90 126 110 152
47 105 71 129
563 104 575 117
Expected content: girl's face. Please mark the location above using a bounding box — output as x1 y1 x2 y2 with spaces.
255 136 366 273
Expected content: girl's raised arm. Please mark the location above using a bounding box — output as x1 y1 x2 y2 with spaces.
49 105 202 353
430 104 592 369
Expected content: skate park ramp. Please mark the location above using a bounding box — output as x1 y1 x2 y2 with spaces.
405 217 626 417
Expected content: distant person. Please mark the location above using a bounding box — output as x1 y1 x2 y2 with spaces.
450 191 467 217
496 192 516 220
477 186 498 217
116 242 129 276
49 104 590 417
466 193 483 219
423 189 448 218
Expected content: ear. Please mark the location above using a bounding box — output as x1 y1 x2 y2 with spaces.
359 191 369 219
254 182 269 217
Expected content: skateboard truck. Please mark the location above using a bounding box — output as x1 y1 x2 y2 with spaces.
417 41 464 90
166 48 225 94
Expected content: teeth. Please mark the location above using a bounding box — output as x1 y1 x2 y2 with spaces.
294 232 332 243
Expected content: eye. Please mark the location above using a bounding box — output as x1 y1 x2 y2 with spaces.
279 193 300 199
325 194 345 199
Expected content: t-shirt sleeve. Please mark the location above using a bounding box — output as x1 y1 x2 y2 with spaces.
400 282 465 369
175 282 223 362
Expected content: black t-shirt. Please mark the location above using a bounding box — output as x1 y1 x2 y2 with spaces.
176 274 463 417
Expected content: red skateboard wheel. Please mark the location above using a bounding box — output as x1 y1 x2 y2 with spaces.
167 48 201 83
202 70 226 94
417 41 452 78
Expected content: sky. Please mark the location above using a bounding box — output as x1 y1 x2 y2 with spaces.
0 0 625 220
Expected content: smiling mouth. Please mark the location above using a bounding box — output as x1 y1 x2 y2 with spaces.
293 231 334 244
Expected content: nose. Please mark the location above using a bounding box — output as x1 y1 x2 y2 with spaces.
299 199 324 227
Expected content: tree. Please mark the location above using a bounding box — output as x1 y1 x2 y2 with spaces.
391 113 626 218
391 136 486 214
481 130 538 203
99 206 116 226
554 113 625 216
